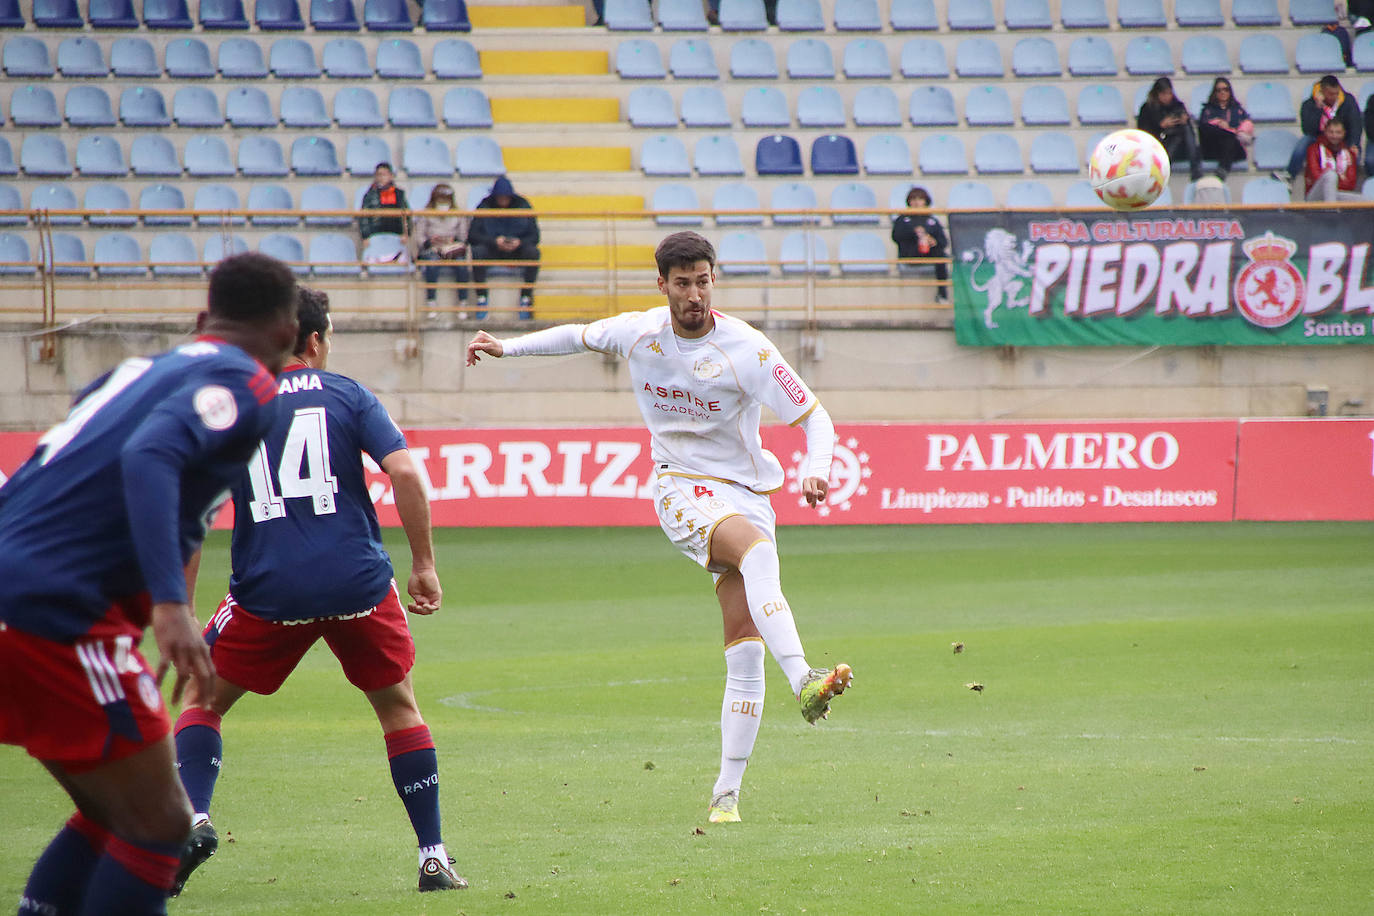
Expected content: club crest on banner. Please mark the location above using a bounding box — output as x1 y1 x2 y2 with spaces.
1233 233 1305 329
787 436 871 517
960 228 1036 330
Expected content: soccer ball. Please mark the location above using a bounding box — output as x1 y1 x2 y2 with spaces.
1088 129 1171 211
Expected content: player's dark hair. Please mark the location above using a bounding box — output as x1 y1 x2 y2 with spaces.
1319 74 1341 90
207 252 297 324
655 231 716 278
294 286 331 355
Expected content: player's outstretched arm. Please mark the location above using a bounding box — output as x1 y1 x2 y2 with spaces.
465 330 504 366
467 323 592 367
798 403 835 509
382 448 442 615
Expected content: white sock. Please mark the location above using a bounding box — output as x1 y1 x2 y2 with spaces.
737 539 811 695
713 639 765 797
419 843 448 867
192 814 211 827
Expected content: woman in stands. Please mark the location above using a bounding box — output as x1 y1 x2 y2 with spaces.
414 185 471 314
1137 77 1203 182
1198 78 1254 180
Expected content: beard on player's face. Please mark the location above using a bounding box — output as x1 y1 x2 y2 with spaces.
663 264 714 335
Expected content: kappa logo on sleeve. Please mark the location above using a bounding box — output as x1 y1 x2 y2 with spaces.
193 385 238 431
772 365 807 406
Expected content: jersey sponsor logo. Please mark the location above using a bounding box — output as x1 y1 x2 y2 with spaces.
642 383 721 413
193 385 238 431
692 357 723 380
278 373 325 395
772 365 808 406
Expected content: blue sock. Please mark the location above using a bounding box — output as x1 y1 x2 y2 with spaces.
21 812 106 916
173 709 223 816
83 835 180 915
385 725 442 848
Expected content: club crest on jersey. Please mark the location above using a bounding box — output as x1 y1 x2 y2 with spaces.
772 365 807 406
192 385 238 431
278 373 324 395
692 357 723 381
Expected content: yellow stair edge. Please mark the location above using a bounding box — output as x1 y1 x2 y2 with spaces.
540 244 659 268
503 146 632 172
527 194 644 213
480 49 606 75
468 5 584 27
491 97 620 124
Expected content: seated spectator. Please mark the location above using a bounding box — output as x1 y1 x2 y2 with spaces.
469 176 539 321
1198 78 1255 179
1282 75 1363 181
1137 77 1203 182
413 184 471 312
891 187 949 303
359 162 409 241
1321 16 1353 68
1304 118 1362 201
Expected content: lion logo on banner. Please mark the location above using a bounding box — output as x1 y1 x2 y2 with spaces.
961 228 1035 330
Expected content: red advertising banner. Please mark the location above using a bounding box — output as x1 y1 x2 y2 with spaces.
1234 418 1374 521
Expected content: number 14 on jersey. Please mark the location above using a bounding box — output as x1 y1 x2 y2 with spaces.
247 407 340 523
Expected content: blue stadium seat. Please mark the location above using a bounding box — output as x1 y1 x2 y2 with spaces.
777 0 824 30
1006 180 1055 208
974 133 1023 174
237 136 288 177
717 232 769 275
362 233 409 274
651 183 702 226
200 0 249 29
1022 85 1071 126
346 135 391 175
756 134 804 175
1355 32 1374 70
1067 36 1116 76
302 183 351 226
1364 177 1374 201
682 86 731 127
193 184 243 225
843 39 891 78
94 234 144 278
309 234 362 276
889 0 936 29
1060 0 1108 28
75 135 126 177
4 37 53 77
433 38 480 77
670 39 719 78
1252 129 1297 170
257 0 305 29
1181 36 1230 75
730 38 779 78
1077 85 1127 125
709 182 760 225
292 136 341 176
811 134 859 174
281 87 329 127
1176 0 1223 27
406 135 455 176
741 86 789 127
948 0 993 29
365 0 413 30
86 185 136 228
220 38 268 78
797 85 845 127
271 38 320 77
641 134 691 176
0 0 19 26
312 0 360 29
786 38 836 78
443 86 493 128
605 0 653 29
204 235 250 265
120 87 171 127
780 232 829 275
899 39 948 78
421 0 471 31
837 232 888 274
1290 0 1337 24
1118 0 1166 27
1029 132 1080 173
166 38 214 78
1295 34 1344 74
0 185 23 226
172 87 222 127
1238 34 1288 74
1012 37 1060 77
150 233 201 276
947 180 996 209
140 184 191 225
184 136 235 177
628 86 676 127
658 0 708 29
377 39 424 78
616 39 666 78
31 184 80 225
12 86 61 127
694 134 744 176
1124 37 1173 75
58 38 107 77
259 233 309 274
111 38 159 78
852 85 900 127
1232 0 1280 26
226 87 276 128
864 133 912 175
1240 177 1290 204
1005 0 1050 28
909 85 957 127
829 181 878 224
455 136 504 176
21 136 71 176
144 0 193 28
835 0 881 30
48 234 88 277
90 0 138 29
965 85 1014 127
323 38 371 78
389 87 437 128
916 134 965 174
1246 82 1295 122
770 179 819 222
247 184 297 225
719 0 768 30
334 87 384 127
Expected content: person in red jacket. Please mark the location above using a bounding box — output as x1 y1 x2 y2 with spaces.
1304 118 1362 201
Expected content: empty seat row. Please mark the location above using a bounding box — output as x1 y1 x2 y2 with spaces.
0 182 369 228
3 35 480 80
0 0 469 32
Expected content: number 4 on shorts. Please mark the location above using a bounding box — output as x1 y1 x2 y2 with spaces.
694 485 714 498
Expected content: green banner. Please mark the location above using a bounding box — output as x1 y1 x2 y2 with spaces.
950 209 1374 346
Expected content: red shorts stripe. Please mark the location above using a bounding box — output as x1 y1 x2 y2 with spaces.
384 724 434 759
105 836 180 891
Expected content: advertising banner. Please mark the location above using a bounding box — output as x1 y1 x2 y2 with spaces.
949 209 1374 347
1235 418 1374 520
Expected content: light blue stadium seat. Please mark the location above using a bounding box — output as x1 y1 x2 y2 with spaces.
719 0 768 30
405 135 455 176
965 85 1014 127
455 136 504 176
780 231 830 275
838 232 888 275
955 37 1002 77
1005 0 1050 28
292 136 341 176
1064 180 1102 208
434 38 481 78
218 37 267 78
1290 0 1337 24
4 37 54 77
377 39 424 79
1007 180 1054 208
843 38 891 78
111 38 159 78
829 181 878 224
641 134 691 176
0 185 24 226
1354 33 1374 71
1176 0 1223 26
259 234 309 275
194 185 243 226
604 0 654 29
670 39 719 78
1067 36 1117 77
48 234 88 277
346 136 391 175
1252 129 1297 170
1181 35 1230 75
90 0 138 28
443 86 493 128
65 86 116 129
917 134 965 174
770 182 819 225
1119 0 1166 27
302 183 351 226
865 133 914 174
248 184 296 225
1012 36 1060 77
712 182 763 225
658 0 708 30
835 0 881 31
312 0 361 30
94 234 145 278
717 231 769 275
616 39 666 78
270 38 320 77
947 180 996 209
172 87 221 128
323 38 371 78
35 0 82 26
204 235 250 265
335 87 385 128
12 86 61 127
166 38 214 78
730 39 779 78
140 184 190 225
150 233 200 276
1240 177 1290 204
76 135 126 177
31 184 81 225
183 136 234 178
1060 0 1108 28
756 134 804 175
812 134 859 174
1125 37 1173 75
225 87 276 128
389 87 437 128
948 0 993 29
1238 34 1288 74
1029 132 1079 173
787 38 836 78
1364 177 1374 201
1246 83 1295 122
280 87 329 128
628 86 676 128
741 87 789 127
201 0 249 28
695 134 745 176
237 136 288 177
909 85 957 127
777 0 824 30
309 234 362 276
1232 0 1280 26
1181 179 1231 204
1022 85 1071 126
1081 130 1110 167
1295 34 1344 74
651 183 702 226
682 86 731 127
797 85 845 127
899 39 948 78
362 233 409 274
852 85 900 127
1078 85 1127 125
58 38 107 77
22 136 72 177
121 87 171 127
257 0 305 29
975 133 1023 174
0 233 35 276
890 0 936 29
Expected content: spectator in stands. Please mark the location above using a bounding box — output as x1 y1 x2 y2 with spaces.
891 187 949 303
414 184 471 314
1320 11 1354 68
359 162 410 241
707 0 777 25
1198 78 1255 179
469 176 539 321
1281 75 1363 183
1137 77 1203 182
1304 118 1362 201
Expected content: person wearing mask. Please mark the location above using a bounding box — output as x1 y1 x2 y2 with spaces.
1198 78 1255 179
891 187 949 303
359 163 410 242
1304 118 1362 201
1137 77 1203 182
468 176 540 321
413 184 471 314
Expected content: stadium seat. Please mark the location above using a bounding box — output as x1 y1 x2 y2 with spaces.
1295 34 1344 74
31 184 81 225
1354 33 1374 71
1125 37 1173 76
787 38 836 78
641 134 691 176
837 232 888 274
1078 85 1128 125
741 87 789 127
1252 129 1297 170
798 85 846 127
1175 0 1223 26
946 180 997 209
362 233 409 274
364 0 412 30
1119 0 1166 27
890 0 937 30
605 0 654 29
204 235 250 264
1005 0 1051 29
1290 0 1337 24
730 39 779 78
12 86 61 128
658 0 708 29
4 37 53 77
140 184 191 225
455 136 504 176
1238 34 1288 74
225 87 276 128
718 231 770 275
247 184 296 225
954 37 1002 77
711 182 762 225
1364 177 1374 201
270 38 320 77
257 0 305 29
616 39 666 78
292 136 341 176
974 134 1023 174
0 0 18 26
0 141 15 177
1240 177 1290 204
777 0 825 30
421 0 471 31
237 136 288 177
312 0 360 29
335 87 385 127
94 234 145 278
184 136 235 177
172 87 222 128
150 233 201 276
323 38 371 78
947 0 993 29
1245 83 1295 122
200 0 248 28
21 136 71 177
843 39 891 78
719 0 768 30
377 39 424 79
193 184 243 226
1181 179 1231 204
651 183 702 226
909 85 958 127
0 233 35 275
628 86 676 128
111 38 159 78
48 234 88 277
835 0 881 31
1029 132 1080 173
899 39 949 78
309 234 362 276
810 134 858 175
1021 85 1071 126
389 87 437 128
58 38 107 77
443 86 493 128
433 38 480 78
1006 180 1055 209
119 87 171 128
670 39 719 79
829 181 878 224
694 135 744 176
0 185 23 226
346 136 391 175
75 135 126 177
405 135 456 176
780 232 829 275
302 183 351 226
682 86 731 127
916 134 965 174
1181 36 1230 75
1060 0 1108 28
144 0 193 28
258 233 309 274
90 0 139 29
281 87 329 128
863 133 912 175
1067 36 1117 77
965 86 1014 127
852 85 900 127
1012 37 1060 77
166 38 214 78
1232 0 1280 26
756 134 804 175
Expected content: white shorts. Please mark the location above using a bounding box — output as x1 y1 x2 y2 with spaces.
655 473 776 575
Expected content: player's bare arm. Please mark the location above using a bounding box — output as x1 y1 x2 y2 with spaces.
151 600 215 699
465 331 504 365
382 448 442 615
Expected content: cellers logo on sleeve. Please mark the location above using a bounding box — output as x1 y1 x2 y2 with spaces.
193 385 238 431
772 365 807 406
1234 233 1304 329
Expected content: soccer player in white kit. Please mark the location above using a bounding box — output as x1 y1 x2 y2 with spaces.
465 231 852 823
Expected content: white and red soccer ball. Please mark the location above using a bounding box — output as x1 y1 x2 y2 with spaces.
1088 129 1171 210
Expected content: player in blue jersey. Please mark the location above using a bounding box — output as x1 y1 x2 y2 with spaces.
0 252 299 916
170 286 462 896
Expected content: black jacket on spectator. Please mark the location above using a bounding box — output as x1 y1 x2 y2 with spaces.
891 213 948 262
468 177 540 250
1299 83 1362 143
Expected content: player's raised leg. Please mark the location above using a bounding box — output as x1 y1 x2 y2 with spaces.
710 573 766 823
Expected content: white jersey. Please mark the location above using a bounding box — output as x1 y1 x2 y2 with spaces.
581 307 819 494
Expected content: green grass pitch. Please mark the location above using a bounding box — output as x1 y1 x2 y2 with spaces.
3 522 1372 914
